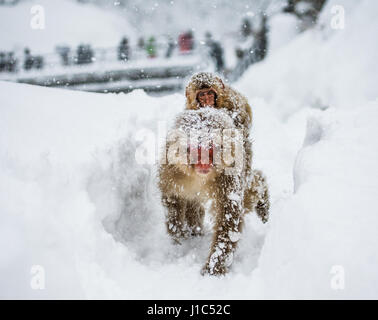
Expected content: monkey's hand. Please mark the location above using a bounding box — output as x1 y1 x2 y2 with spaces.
201 260 227 276
256 199 269 224
201 175 244 276
201 235 237 276
251 170 270 224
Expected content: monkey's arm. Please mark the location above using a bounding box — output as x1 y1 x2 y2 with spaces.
162 194 188 243
244 169 270 223
202 174 245 275
251 170 270 223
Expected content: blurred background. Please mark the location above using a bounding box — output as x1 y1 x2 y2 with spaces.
0 0 326 94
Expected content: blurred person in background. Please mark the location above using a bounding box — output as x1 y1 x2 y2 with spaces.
178 30 194 54
205 32 224 73
165 36 175 58
146 36 157 58
118 37 130 61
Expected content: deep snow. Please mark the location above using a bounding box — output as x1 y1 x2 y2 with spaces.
0 0 378 299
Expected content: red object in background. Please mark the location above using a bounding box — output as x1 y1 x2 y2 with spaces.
178 32 194 53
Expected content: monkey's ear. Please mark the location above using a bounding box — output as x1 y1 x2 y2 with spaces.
185 88 189 98
219 78 225 90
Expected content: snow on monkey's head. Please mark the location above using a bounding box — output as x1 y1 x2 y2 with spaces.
169 107 239 176
185 72 226 110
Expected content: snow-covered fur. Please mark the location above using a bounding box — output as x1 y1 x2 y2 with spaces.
185 72 252 131
186 72 254 184
159 74 270 275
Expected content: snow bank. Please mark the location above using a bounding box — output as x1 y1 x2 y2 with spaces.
234 0 378 299
0 81 271 299
268 13 299 52
253 102 378 299
237 0 378 119
0 0 136 52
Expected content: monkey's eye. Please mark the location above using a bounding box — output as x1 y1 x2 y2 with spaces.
198 90 215 98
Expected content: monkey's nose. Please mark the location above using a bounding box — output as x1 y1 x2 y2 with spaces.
187 145 214 165
188 144 214 175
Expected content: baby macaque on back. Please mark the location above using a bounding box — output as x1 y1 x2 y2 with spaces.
158 72 270 275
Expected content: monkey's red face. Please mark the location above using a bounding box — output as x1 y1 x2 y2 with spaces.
197 89 216 108
188 144 214 175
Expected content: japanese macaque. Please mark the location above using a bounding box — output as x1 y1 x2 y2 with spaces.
158 72 270 276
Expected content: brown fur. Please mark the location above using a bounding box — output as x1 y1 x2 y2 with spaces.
185 72 252 130
158 72 270 276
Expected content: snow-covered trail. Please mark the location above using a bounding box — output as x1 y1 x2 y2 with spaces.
1 80 377 299
0 78 301 299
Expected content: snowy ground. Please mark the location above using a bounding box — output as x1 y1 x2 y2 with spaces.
0 0 377 299
0 81 278 299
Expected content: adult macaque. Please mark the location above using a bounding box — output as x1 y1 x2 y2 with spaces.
158 72 269 275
